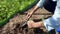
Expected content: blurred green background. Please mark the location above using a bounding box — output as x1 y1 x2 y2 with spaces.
0 0 39 27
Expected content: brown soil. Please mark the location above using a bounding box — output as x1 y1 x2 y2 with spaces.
0 7 58 34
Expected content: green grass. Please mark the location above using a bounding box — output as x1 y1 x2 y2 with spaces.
0 0 39 27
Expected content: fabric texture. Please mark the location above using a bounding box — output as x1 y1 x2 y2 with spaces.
44 0 57 13
43 0 60 31
37 0 60 31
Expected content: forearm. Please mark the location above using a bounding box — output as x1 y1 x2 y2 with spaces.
33 5 39 11
37 0 45 8
32 21 44 28
30 0 46 14
32 0 45 12
30 5 39 14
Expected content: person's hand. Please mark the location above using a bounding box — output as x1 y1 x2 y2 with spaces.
26 11 34 19
26 5 39 19
27 21 44 28
27 20 35 28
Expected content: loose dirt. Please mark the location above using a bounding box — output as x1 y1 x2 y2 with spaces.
0 7 58 34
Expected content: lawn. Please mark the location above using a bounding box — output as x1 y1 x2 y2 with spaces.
0 0 39 26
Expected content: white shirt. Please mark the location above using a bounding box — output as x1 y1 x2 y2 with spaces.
53 0 57 1
37 0 60 31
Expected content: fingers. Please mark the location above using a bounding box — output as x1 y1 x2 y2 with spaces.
26 14 31 19
26 11 33 19
27 21 44 28
27 21 34 28
26 13 32 18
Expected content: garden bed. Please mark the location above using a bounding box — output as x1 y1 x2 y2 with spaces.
0 7 53 34
0 0 39 26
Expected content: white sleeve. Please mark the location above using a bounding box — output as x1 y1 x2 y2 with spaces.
53 0 57 1
37 0 45 8
43 0 60 31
